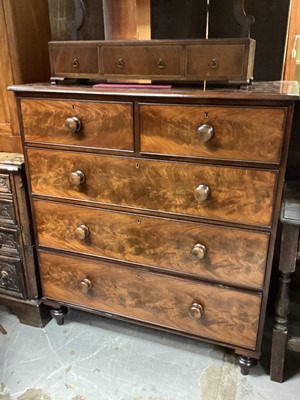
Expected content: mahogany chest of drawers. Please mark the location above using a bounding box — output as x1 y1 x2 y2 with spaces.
0 152 49 326
11 81 299 373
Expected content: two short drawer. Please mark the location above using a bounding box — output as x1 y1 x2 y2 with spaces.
39 251 261 349
21 99 286 164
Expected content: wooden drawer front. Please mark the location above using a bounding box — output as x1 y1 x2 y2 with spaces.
40 252 261 349
21 99 134 151
0 173 11 193
0 229 19 257
102 45 182 77
50 46 99 75
34 201 269 289
140 104 286 163
0 199 16 226
186 44 246 79
0 256 25 296
27 149 276 227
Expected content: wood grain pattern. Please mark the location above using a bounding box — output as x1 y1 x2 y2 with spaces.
140 104 286 163
21 99 134 150
102 0 139 40
0 0 50 151
39 251 261 349
34 200 269 289
27 149 277 226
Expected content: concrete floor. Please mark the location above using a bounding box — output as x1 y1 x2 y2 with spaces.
0 304 299 400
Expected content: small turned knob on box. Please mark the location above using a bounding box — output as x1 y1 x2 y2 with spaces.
194 184 210 203
197 124 214 143
65 117 81 133
192 244 207 260
79 278 92 294
189 302 204 320
75 224 90 240
69 170 85 186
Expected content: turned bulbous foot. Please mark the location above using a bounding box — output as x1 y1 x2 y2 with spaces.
237 355 257 375
50 306 68 326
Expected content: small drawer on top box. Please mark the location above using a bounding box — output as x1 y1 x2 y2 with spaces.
102 45 182 77
185 42 253 80
50 45 99 76
21 99 134 151
139 104 286 163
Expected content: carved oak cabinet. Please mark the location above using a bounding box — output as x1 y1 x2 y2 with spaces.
0 152 49 326
11 81 299 373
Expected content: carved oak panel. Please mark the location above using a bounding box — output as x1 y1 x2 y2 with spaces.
0 256 25 296
0 173 11 193
0 199 16 226
0 228 19 256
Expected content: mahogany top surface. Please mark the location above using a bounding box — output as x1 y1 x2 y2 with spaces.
9 81 300 101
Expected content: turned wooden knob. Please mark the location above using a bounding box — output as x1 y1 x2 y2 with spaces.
189 302 204 320
65 117 81 133
192 244 207 260
79 278 92 294
197 124 214 143
75 224 89 240
194 184 210 202
69 170 85 186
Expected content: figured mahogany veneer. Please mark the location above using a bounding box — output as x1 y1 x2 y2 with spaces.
34 200 269 289
140 104 286 163
39 251 261 349
21 98 134 151
11 81 299 374
27 149 276 226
